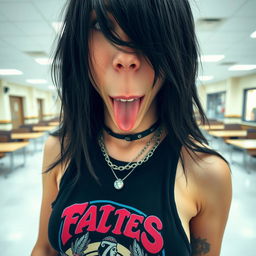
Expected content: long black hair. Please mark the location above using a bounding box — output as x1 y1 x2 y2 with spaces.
48 0 225 186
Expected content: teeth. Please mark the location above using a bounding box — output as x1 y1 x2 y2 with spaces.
116 98 139 102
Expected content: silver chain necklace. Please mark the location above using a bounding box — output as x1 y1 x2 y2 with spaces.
98 128 162 171
98 127 163 190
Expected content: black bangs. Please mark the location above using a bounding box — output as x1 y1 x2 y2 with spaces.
92 0 166 81
92 0 198 85
93 0 158 49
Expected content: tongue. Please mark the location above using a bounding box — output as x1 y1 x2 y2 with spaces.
113 99 140 131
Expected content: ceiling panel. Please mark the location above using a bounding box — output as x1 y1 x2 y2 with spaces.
191 0 248 18
230 39 256 55
0 38 9 48
2 36 44 51
0 22 24 36
196 32 214 44
0 12 6 21
32 0 66 22
0 49 29 61
209 31 251 44
218 17 256 33
0 2 44 22
235 0 256 17
0 0 28 1
0 0 255 88
14 21 54 36
199 41 235 55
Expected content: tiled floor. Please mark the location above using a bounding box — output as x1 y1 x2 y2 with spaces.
0 135 255 255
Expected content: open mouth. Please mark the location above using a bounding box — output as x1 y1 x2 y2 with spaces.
109 95 145 131
109 96 145 107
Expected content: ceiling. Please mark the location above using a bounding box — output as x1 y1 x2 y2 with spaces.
0 0 255 90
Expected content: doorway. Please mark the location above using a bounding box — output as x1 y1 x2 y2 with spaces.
9 96 24 129
37 98 44 121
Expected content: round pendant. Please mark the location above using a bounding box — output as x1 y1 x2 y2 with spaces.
114 179 124 190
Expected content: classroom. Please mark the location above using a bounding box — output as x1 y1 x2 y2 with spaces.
0 0 255 255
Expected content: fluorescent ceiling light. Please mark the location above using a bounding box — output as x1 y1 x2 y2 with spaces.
229 65 256 71
0 69 23 75
52 22 64 34
198 76 214 81
35 58 53 65
250 31 256 38
26 79 48 84
200 55 225 62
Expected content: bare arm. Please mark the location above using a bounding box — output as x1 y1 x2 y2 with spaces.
189 156 232 256
31 136 63 256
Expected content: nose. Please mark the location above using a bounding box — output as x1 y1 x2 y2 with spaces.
113 50 141 72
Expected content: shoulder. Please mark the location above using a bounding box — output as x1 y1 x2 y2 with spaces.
43 135 61 171
181 147 232 212
180 148 232 255
44 134 61 152
43 135 70 189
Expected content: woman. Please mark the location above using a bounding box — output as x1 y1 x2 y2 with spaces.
31 0 232 255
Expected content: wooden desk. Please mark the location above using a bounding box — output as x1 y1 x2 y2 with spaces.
33 126 56 132
0 142 29 176
208 130 247 138
11 132 45 152
225 139 256 156
0 142 29 152
11 132 44 140
225 139 256 173
200 125 225 131
48 122 59 126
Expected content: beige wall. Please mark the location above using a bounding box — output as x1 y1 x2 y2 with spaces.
197 73 256 124
0 79 60 130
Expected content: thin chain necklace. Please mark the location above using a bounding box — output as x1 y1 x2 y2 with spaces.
98 127 163 190
98 128 162 171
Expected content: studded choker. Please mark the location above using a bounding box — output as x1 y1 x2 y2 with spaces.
103 119 161 141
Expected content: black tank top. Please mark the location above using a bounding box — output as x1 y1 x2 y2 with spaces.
48 134 191 255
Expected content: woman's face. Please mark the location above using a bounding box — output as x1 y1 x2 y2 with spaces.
89 12 163 133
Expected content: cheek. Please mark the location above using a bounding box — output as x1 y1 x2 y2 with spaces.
90 34 113 81
150 78 163 101
138 58 156 87
145 66 155 85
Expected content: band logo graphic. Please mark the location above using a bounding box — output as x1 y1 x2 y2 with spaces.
59 201 165 255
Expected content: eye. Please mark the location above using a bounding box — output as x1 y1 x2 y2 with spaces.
91 20 101 31
91 18 116 32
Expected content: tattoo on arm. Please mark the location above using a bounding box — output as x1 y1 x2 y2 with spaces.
191 234 210 255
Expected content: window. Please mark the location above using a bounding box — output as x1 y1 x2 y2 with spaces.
207 92 226 120
242 88 256 122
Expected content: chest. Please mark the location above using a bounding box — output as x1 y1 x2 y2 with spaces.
174 161 198 242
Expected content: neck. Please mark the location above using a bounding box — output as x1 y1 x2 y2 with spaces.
103 122 166 149
101 124 167 163
103 119 161 141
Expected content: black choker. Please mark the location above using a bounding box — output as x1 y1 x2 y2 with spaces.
103 120 161 141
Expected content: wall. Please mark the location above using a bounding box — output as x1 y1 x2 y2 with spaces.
0 79 60 130
197 80 227 111
197 73 256 125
